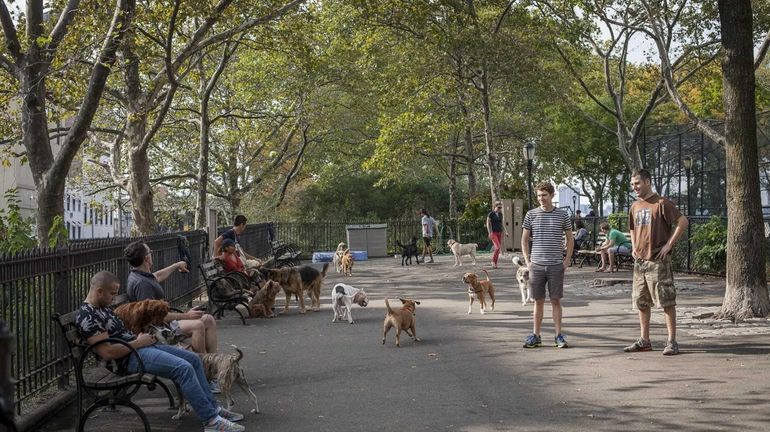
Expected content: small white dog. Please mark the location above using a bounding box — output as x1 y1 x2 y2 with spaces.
333 242 346 273
511 256 532 305
447 239 478 266
331 283 369 324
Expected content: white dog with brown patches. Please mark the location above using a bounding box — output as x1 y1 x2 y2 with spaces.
512 256 532 305
331 283 369 324
447 239 478 266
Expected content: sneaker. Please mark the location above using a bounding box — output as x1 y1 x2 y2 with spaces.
219 407 244 422
623 337 652 352
662 340 680 356
209 379 221 394
205 416 245 432
428 258 434 263
554 334 568 348
523 334 542 348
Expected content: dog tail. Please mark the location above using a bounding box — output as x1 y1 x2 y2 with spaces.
396 240 404 249
321 262 329 277
482 269 490 282
234 347 243 362
512 256 525 267
385 298 395 315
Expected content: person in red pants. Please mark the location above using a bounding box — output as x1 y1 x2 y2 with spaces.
486 201 508 268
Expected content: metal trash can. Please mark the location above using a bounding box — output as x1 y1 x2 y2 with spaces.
345 224 387 258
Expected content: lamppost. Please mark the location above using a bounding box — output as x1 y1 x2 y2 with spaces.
523 142 535 209
683 155 693 271
572 195 577 214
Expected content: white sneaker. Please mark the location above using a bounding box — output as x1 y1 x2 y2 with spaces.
204 416 245 432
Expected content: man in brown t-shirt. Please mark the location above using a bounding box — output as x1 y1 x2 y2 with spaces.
625 169 688 356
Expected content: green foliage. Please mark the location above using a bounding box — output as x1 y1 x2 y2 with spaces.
459 196 491 222
607 212 628 231
47 216 69 248
0 189 36 254
691 216 727 274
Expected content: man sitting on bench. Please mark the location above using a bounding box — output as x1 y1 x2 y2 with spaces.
596 222 632 272
75 271 245 432
124 241 218 355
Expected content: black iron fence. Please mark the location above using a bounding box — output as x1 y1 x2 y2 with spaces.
270 219 490 257
0 230 208 414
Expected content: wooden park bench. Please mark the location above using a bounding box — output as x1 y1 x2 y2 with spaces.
51 297 179 432
575 231 633 271
198 261 252 325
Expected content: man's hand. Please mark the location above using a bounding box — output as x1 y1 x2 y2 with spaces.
563 257 570 270
655 243 673 260
135 333 156 348
185 308 204 320
176 261 189 273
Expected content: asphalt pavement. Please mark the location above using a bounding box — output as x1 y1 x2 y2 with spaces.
41 254 770 431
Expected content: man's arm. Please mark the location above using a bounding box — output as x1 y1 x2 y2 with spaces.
656 215 689 259
164 309 204 322
87 331 155 360
563 229 574 269
521 228 531 265
213 235 224 255
153 261 188 283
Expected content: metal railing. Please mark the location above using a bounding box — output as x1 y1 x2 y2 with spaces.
0 230 208 414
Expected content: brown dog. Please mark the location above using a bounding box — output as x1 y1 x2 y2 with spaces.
114 299 169 334
262 263 329 314
248 280 281 318
340 250 353 276
382 298 421 347
462 269 496 315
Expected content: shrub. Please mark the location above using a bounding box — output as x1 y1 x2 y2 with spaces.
691 216 726 274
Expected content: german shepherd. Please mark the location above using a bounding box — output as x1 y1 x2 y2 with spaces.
262 263 329 314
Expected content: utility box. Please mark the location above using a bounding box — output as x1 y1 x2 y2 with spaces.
502 198 525 251
345 224 387 258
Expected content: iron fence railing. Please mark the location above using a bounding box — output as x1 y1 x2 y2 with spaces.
0 230 208 414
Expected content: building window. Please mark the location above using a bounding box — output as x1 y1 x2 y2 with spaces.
77 226 81 239
66 195 70 211
84 204 88 223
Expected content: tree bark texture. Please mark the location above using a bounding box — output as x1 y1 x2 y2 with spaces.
478 68 500 202
715 0 770 320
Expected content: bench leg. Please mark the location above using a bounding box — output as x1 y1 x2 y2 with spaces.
155 379 177 409
79 399 151 432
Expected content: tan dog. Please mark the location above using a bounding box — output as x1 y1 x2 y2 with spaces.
382 298 421 347
447 239 478 266
340 249 354 276
511 256 532 305
462 270 496 314
248 280 281 318
114 299 169 334
175 347 259 420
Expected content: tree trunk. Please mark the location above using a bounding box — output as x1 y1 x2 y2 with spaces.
128 141 155 235
478 68 499 202
457 85 477 198
715 0 770 320
447 135 458 219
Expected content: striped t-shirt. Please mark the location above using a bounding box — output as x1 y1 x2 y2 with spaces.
522 207 571 265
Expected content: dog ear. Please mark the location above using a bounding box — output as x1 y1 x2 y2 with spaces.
398 297 405 303
414 300 421 305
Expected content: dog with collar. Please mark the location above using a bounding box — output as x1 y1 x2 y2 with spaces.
333 242 346 273
447 239 478 266
331 283 369 324
511 256 533 305
382 298 421 347
462 269 496 314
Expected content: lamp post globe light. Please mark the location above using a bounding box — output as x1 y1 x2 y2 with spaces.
523 142 535 209
683 155 693 271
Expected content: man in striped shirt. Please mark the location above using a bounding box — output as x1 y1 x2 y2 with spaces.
521 182 574 348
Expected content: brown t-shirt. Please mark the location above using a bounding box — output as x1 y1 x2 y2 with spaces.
628 194 683 260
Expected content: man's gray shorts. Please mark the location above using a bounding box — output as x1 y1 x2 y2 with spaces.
528 263 565 300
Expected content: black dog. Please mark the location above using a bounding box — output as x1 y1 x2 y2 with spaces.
396 237 420 266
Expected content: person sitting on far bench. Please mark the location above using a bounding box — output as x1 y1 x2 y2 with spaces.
596 222 631 272
76 271 246 432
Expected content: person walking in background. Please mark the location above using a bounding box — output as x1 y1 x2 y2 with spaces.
521 182 573 349
486 201 508 269
420 208 437 263
625 169 688 356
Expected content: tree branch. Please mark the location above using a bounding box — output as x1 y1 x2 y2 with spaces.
756 30 770 70
48 0 82 55
0 1 21 61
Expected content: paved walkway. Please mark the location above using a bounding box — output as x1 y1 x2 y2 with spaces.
40 254 770 431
